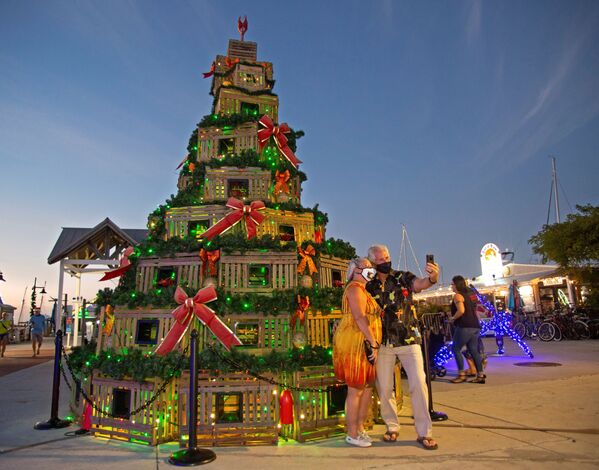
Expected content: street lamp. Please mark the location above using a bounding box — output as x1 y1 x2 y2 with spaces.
30 277 47 315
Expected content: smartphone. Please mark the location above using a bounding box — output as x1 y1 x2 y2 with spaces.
426 254 435 265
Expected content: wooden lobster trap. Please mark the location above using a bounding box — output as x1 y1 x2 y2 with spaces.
304 309 342 348
213 89 279 125
226 312 291 352
219 250 297 293
96 307 211 355
178 370 279 447
209 52 275 99
318 254 348 289
285 366 346 443
198 123 261 162
204 167 271 201
257 209 315 245
135 253 205 294
90 374 179 446
164 205 230 240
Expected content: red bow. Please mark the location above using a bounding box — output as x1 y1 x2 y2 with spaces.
257 115 302 168
203 62 215 78
291 295 310 330
297 245 317 276
176 155 189 170
200 197 266 240
225 57 240 69
100 247 134 281
274 170 290 195
199 248 220 277
155 286 242 355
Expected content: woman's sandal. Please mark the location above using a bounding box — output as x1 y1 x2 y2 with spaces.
469 375 486 384
383 431 398 442
450 372 467 383
417 436 438 450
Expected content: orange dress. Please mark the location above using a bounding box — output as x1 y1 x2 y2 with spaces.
333 281 382 388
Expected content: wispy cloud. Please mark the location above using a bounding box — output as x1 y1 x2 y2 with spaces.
465 0 482 45
0 102 158 178
474 10 599 171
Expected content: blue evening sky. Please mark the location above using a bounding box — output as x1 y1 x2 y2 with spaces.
1 0 598 313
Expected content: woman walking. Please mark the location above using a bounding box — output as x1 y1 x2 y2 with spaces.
449 275 486 384
333 257 382 447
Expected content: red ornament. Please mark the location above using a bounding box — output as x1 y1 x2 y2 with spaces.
314 227 323 244
81 401 92 432
401 288 409 298
279 390 294 425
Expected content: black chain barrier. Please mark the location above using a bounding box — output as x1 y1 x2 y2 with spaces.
61 343 189 420
206 345 343 393
59 342 341 423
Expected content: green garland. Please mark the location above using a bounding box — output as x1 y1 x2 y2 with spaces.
68 342 332 383
301 239 357 260
187 128 199 154
198 113 260 129
98 281 343 312
68 342 185 382
138 233 296 259
215 84 277 98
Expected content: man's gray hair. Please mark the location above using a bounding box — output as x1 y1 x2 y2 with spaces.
367 244 389 262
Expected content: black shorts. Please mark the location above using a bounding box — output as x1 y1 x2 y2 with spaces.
0 333 7 340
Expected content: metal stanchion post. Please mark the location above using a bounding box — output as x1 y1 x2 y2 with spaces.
420 315 448 422
168 329 216 466
34 330 72 429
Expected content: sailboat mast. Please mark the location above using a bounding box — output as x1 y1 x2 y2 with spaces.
551 156 561 223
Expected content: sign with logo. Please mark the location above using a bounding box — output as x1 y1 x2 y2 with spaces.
480 243 503 283
234 322 260 346
540 277 565 287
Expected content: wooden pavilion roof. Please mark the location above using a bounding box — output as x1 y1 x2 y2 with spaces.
47 217 147 267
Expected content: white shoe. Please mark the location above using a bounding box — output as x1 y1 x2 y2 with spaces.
345 435 372 447
359 431 372 443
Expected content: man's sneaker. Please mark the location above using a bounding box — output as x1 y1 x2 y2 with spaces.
359 431 372 443
345 435 372 447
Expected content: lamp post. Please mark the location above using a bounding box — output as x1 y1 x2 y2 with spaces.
30 277 47 315
72 297 87 345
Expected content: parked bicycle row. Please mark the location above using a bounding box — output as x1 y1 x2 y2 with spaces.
512 310 599 342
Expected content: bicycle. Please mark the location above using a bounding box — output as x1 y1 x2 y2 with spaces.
513 312 554 341
547 310 590 340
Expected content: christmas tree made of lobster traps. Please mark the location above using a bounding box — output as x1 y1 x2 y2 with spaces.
75 22 360 446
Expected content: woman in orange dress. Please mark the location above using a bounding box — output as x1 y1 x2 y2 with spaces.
333 257 382 447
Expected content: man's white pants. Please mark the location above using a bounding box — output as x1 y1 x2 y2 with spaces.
376 343 433 438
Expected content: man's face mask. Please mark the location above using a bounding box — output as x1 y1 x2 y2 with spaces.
357 267 377 281
375 261 392 274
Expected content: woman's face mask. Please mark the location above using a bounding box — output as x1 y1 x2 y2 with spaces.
357 267 377 281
